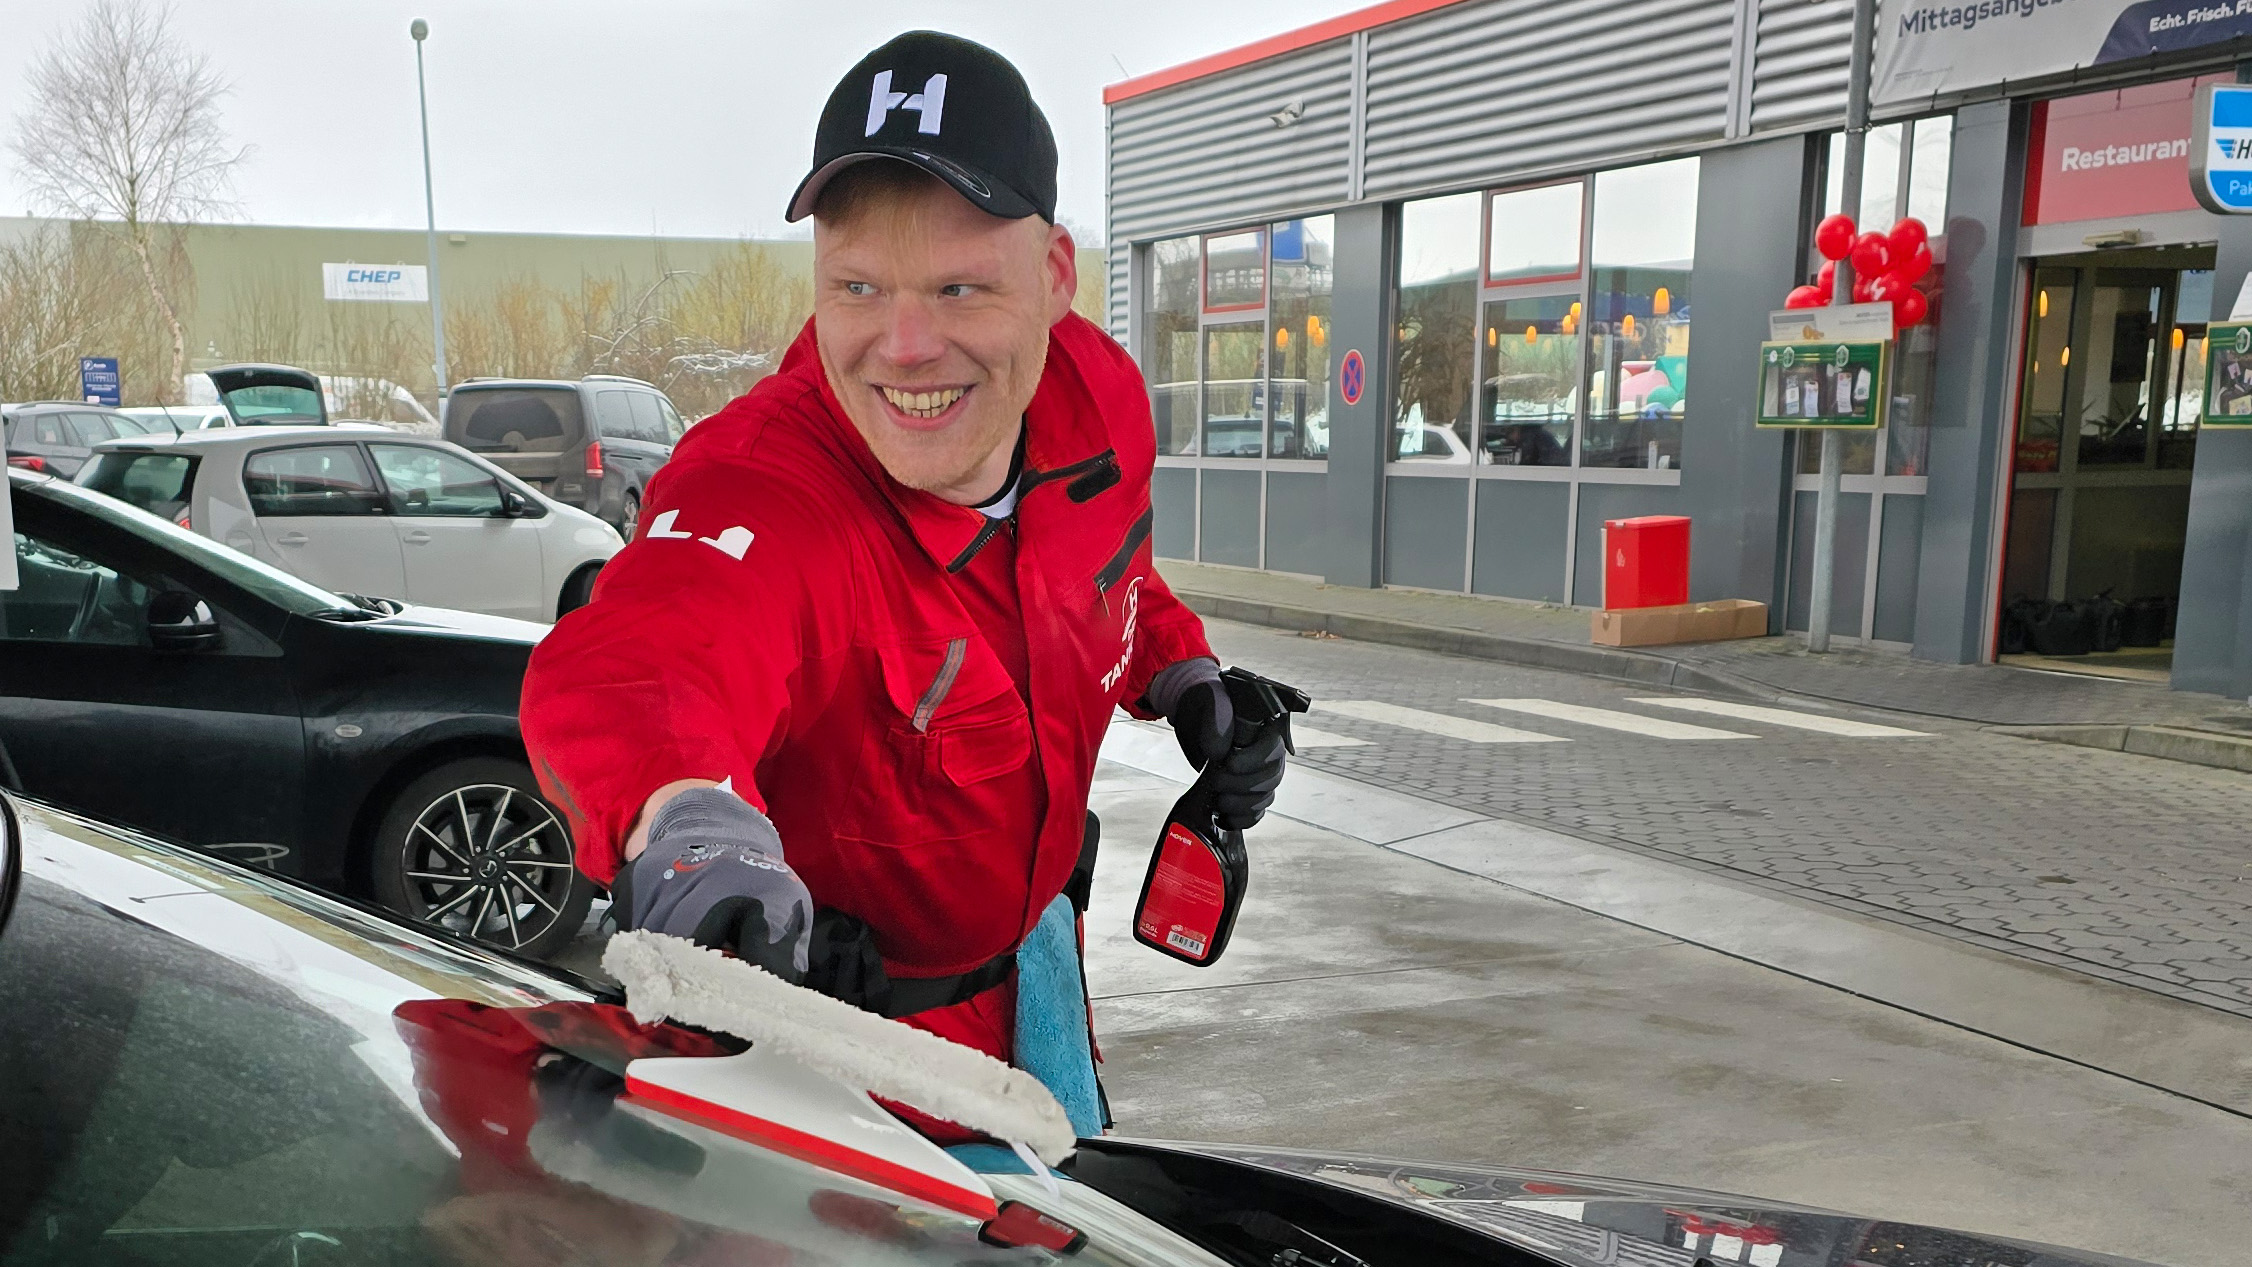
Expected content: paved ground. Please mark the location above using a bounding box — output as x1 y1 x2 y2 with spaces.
1197 617 2252 1019
1160 560 2251 729
1083 760 2252 1267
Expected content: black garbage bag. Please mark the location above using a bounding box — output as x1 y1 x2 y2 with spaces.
2085 590 2124 653
2029 599 2094 655
2123 596 2170 647
1999 597 2044 655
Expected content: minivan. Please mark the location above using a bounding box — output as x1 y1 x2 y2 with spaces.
442 375 685 538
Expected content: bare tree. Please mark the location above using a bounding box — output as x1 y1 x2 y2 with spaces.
10 0 246 401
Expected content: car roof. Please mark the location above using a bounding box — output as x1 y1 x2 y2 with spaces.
93 424 425 450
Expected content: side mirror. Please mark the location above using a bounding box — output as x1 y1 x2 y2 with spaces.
499 488 541 518
147 590 222 652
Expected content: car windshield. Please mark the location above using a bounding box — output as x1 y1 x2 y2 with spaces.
223 383 325 424
449 387 583 454
0 798 1202 1267
80 451 198 521
15 471 347 616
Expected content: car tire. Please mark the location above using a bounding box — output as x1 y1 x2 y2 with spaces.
556 562 602 619
371 757 594 960
618 490 642 541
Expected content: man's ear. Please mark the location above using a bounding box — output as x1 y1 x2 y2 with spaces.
1044 221 1079 325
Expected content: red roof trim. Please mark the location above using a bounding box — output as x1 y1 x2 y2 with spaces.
1103 0 1472 104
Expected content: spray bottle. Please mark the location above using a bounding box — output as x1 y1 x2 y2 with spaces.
1134 667 1311 967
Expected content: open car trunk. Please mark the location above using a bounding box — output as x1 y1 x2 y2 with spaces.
444 387 585 489
206 364 329 426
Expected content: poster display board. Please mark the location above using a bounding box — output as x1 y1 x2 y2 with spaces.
1875 0 2252 107
1756 340 1891 430
2201 322 2252 425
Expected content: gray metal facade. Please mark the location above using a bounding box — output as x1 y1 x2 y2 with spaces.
1104 0 2252 696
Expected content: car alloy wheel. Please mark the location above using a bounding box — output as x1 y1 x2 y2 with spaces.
619 491 641 540
397 783 577 952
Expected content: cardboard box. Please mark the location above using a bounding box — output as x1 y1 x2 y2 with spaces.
1591 599 1768 648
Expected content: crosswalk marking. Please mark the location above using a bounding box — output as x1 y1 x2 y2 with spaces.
1464 698 1755 740
1316 700 1567 744
1627 697 1930 738
1290 725 1371 749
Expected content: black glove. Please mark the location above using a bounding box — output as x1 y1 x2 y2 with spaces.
616 787 813 982
1145 658 1287 831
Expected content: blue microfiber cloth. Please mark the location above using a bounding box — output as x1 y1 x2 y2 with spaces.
944 1142 1069 1179
1012 893 1103 1138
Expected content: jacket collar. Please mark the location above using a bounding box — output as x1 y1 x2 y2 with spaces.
778 318 1118 576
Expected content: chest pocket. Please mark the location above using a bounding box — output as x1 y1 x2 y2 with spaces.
870 635 1031 788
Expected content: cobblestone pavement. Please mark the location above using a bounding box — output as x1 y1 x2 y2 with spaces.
1201 618 2252 1018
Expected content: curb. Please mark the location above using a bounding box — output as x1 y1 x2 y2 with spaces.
1171 588 1771 701
1989 723 2252 775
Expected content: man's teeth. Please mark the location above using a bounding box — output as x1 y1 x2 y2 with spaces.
881 386 966 418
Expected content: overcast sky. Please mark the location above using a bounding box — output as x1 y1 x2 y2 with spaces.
0 0 1370 243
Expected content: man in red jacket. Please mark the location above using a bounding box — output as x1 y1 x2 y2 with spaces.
521 32 1287 1101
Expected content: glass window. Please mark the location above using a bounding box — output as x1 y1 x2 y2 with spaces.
1584 157 1696 470
66 413 117 446
1146 236 1200 456
83 452 200 522
2016 270 2075 474
221 383 323 424
34 415 65 446
657 395 688 442
1269 216 1334 460
1202 322 1267 458
372 444 507 517
1479 296 1578 466
1 526 153 645
27 477 347 615
1487 182 1584 285
1395 192 1480 463
594 389 636 440
451 387 581 453
244 444 386 517
1204 228 1266 311
1907 114 1954 227
626 391 665 442
1826 123 1906 226
2076 275 2162 468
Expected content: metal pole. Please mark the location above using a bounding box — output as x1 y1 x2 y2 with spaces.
1807 0 1877 654
412 19 449 396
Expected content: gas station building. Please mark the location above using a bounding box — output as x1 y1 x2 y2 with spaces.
1102 0 2252 699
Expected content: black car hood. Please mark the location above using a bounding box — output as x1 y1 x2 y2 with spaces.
1132 1142 2160 1267
364 603 549 645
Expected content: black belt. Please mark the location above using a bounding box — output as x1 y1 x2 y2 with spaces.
866 811 1102 1019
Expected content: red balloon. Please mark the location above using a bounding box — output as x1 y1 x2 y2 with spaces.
1893 241 1933 284
1848 232 1892 279
1866 273 1903 303
1851 276 1877 304
1785 285 1824 309
1887 216 1929 261
1816 260 1837 296
1815 214 1857 262
1893 287 1929 328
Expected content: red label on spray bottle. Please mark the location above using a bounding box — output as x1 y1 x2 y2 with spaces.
1135 823 1226 961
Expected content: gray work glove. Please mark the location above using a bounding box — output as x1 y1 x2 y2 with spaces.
1144 657 1285 831
616 787 813 981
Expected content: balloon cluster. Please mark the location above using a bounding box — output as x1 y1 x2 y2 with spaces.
1784 214 1932 331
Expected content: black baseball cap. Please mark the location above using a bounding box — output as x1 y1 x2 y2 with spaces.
786 31 1058 224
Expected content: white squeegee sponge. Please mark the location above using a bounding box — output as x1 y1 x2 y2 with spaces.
603 929 1077 1165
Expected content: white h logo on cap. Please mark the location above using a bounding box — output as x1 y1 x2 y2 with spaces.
866 70 947 137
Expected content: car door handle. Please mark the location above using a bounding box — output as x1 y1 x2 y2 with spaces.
402 530 433 545
276 531 309 546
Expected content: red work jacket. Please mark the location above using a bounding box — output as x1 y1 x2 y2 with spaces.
522 312 1211 996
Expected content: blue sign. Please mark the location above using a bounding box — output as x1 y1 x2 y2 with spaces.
78 356 120 407
2190 84 2252 213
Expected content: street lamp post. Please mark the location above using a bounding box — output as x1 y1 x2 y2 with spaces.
410 18 449 397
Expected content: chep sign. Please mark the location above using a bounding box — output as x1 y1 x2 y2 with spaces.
1877 0 2252 106
323 262 429 303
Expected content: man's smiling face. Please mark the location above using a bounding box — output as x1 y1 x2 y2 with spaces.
812 165 1077 504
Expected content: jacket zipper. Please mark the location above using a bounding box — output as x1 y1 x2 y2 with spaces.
944 449 1121 574
910 637 968 732
1095 509 1153 597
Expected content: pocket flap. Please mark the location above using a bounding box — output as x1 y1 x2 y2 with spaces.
938 714 1033 786
873 635 1015 729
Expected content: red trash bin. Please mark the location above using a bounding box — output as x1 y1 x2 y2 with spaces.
1603 515 1690 609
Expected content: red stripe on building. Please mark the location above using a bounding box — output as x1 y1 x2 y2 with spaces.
1102 0 1472 104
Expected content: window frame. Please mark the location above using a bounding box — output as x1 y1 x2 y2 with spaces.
1481 178 1589 291
241 441 390 519
1200 228 1270 315
366 441 510 519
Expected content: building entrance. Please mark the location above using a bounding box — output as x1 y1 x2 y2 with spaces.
1999 248 2213 679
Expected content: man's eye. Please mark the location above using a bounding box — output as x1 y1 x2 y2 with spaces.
844 281 876 296
939 284 973 298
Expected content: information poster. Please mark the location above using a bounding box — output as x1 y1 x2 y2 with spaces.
1755 341 1890 430
2202 322 2252 426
